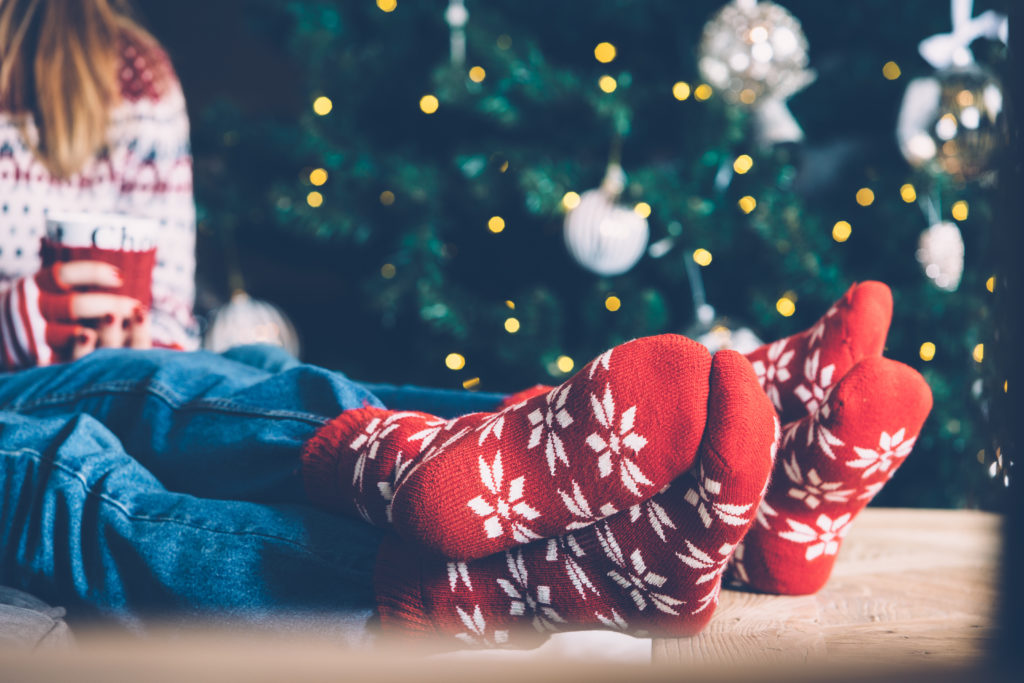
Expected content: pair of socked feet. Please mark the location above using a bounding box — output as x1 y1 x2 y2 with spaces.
301 281 933 647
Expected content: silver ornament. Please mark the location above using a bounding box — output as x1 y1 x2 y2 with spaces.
564 164 649 277
916 221 965 292
698 0 815 143
204 291 301 357
897 65 1005 181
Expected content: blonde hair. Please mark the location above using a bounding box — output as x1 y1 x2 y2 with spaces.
0 0 157 179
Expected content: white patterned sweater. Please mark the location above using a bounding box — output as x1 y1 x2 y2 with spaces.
0 33 198 367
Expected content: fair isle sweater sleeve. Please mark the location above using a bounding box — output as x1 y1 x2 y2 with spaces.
110 37 199 350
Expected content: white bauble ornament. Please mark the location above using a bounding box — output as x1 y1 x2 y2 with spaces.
698 0 815 143
916 222 964 292
564 164 649 277
897 66 1005 181
204 291 301 356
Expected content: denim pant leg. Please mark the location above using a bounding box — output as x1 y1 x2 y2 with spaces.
0 411 382 634
0 349 384 504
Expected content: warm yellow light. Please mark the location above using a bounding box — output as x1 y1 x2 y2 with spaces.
598 75 617 93
900 183 917 203
376 0 397 12
672 81 691 100
419 94 439 114
739 88 757 104
499 160 509 173
468 66 486 82
952 200 969 221
776 297 796 317
634 202 651 218
380 263 396 279
379 190 395 206
956 89 975 107
605 295 621 312
882 61 901 80
973 343 984 363
832 220 852 242
738 196 756 214
556 355 575 373
504 317 520 334
986 276 996 293
856 187 875 206
693 248 712 266
919 341 936 361
462 377 481 389
312 96 333 116
733 154 754 174
445 353 466 371
309 168 328 186
488 216 505 233
1005 380 1009 393
694 84 713 101
562 191 581 210
594 42 617 63
306 191 323 208
505 300 515 309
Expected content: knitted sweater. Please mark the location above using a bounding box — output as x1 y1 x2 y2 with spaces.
0 32 198 367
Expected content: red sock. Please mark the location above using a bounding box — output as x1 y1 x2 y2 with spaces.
375 351 779 647
730 356 932 595
302 334 712 560
745 281 892 424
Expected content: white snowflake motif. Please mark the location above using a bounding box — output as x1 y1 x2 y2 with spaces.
676 540 735 614
475 411 505 446
793 350 837 415
594 609 629 632
598 526 684 616
588 348 613 379
376 451 417 523
778 512 853 561
782 454 854 509
857 481 885 501
627 488 677 542
808 303 840 346
448 561 473 592
846 428 916 479
466 451 542 544
585 384 652 496
454 605 509 647
728 542 750 585
497 551 566 633
557 480 618 529
350 414 405 493
683 464 753 528
754 498 778 530
545 534 599 598
527 383 575 475
751 339 795 411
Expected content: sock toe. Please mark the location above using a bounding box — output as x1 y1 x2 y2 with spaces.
840 281 894 362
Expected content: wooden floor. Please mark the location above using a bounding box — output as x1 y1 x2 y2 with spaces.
653 508 1002 667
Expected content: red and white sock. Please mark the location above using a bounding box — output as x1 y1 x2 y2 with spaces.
745 281 892 424
375 351 779 647
729 356 932 595
302 334 713 560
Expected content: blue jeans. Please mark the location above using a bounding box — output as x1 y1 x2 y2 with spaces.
0 345 506 633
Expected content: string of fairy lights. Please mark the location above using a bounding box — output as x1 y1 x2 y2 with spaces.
297 1 998 403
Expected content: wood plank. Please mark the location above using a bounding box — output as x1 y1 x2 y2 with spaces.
652 508 1002 667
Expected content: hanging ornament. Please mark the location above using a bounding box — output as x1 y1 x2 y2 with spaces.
698 0 815 144
916 221 965 292
681 259 762 354
564 163 649 277
444 0 469 66
896 0 1007 181
204 291 301 357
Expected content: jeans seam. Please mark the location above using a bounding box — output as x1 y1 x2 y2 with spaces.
7 381 331 425
1 447 353 568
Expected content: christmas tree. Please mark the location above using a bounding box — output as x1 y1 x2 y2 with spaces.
148 0 1011 508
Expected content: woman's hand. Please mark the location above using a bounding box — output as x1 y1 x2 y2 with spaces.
0 260 153 368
